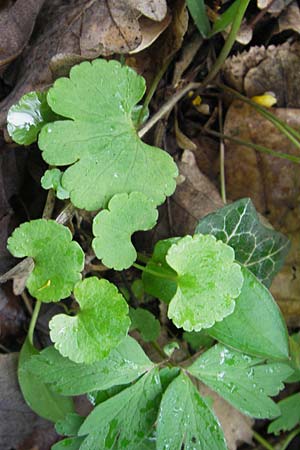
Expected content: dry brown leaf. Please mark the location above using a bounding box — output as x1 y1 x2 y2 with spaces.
223 42 300 107
277 1 300 34
196 381 254 450
257 0 290 14
224 101 300 324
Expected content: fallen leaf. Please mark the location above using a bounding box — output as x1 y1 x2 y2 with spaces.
257 0 290 14
277 1 300 34
223 42 300 107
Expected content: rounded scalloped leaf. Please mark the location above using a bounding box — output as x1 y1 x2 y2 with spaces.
38 59 178 211
166 234 244 331
49 277 130 364
92 192 158 270
41 168 70 200
7 220 84 302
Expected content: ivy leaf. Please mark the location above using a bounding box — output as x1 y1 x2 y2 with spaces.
129 307 160 342
7 91 58 145
166 234 244 331
188 344 293 419
92 192 158 270
26 336 154 395
268 393 300 434
208 267 289 360
142 238 179 303
196 198 290 287
50 277 130 364
18 337 74 422
7 219 84 302
41 168 70 200
156 372 227 450
78 369 162 450
38 59 178 211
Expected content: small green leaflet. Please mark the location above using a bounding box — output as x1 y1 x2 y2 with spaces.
166 234 243 331
208 267 289 360
38 59 178 211
7 91 58 145
129 307 160 342
78 369 162 450
92 192 158 270
41 168 70 200
186 0 211 38
56 412 85 436
268 393 300 434
7 219 84 302
52 437 84 450
188 344 293 419
196 198 290 287
142 238 179 303
18 337 74 422
26 336 154 395
50 277 130 363
287 333 300 382
156 372 227 450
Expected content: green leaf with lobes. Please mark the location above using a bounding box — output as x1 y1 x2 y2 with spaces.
49 277 130 364
18 337 74 422
188 343 293 419
38 59 178 211
195 198 290 287
156 372 227 450
268 393 300 434
41 168 70 200
78 369 162 450
7 91 58 145
7 219 84 302
166 234 244 331
208 267 289 360
92 192 158 270
26 336 154 395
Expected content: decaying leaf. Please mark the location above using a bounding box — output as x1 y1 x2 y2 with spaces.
223 42 300 107
277 1 300 34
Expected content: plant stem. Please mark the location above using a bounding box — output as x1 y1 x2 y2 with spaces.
151 340 168 360
136 252 150 264
203 0 251 85
253 431 275 450
133 262 177 282
280 427 300 450
28 300 42 346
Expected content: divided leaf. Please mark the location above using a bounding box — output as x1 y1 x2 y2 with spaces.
7 219 84 302
7 91 58 145
78 369 162 450
268 393 300 434
188 344 293 419
38 59 178 211
52 437 84 450
56 412 85 436
49 277 130 364
129 307 161 342
26 336 154 395
156 372 227 450
92 192 158 270
196 198 290 286
18 337 74 422
166 234 244 331
208 267 289 360
41 168 70 200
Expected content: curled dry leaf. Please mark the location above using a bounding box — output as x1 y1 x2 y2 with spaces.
0 0 168 128
257 0 289 14
223 42 300 107
277 1 300 34
223 101 300 324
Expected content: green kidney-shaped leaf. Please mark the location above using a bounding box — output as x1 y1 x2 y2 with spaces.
189 344 293 419
7 219 84 302
208 267 289 360
50 277 130 364
78 369 162 450
26 336 154 395
92 192 158 270
156 372 227 450
268 393 300 434
38 59 178 211
196 198 290 287
7 91 58 145
166 234 244 331
18 337 74 422
41 168 70 200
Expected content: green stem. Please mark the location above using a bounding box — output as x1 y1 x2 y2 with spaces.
28 300 42 346
151 341 168 360
203 0 251 84
280 427 300 450
136 252 150 264
253 431 275 450
133 262 177 282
